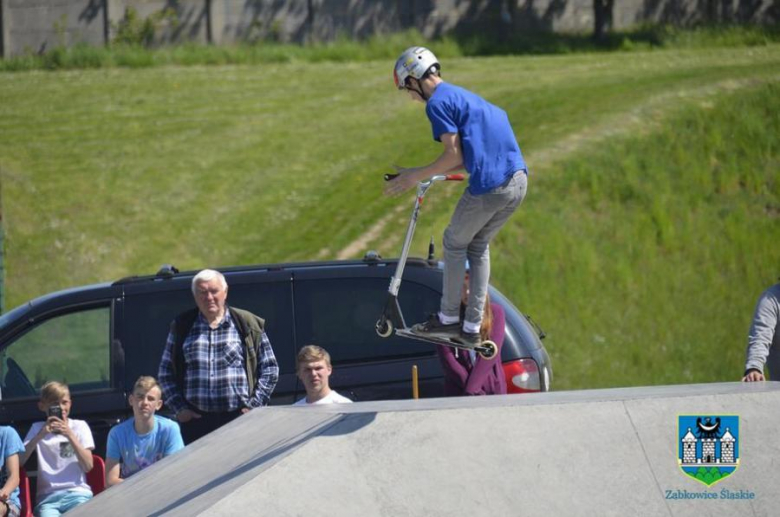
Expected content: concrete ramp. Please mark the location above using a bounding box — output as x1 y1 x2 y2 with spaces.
71 383 780 516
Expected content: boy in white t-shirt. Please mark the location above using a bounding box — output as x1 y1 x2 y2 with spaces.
294 346 352 406
105 376 184 487
22 382 94 516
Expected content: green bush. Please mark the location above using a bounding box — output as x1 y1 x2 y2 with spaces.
2 25 777 72
112 6 178 48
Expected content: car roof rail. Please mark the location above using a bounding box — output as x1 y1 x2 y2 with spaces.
156 264 180 279
363 250 382 263
112 257 437 287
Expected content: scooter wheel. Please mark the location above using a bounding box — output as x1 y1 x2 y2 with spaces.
478 340 498 360
376 319 394 338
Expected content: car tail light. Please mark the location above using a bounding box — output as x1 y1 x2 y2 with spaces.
503 358 541 393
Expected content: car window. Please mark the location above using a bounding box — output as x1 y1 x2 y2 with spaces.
1 307 110 400
294 277 440 363
122 287 198 385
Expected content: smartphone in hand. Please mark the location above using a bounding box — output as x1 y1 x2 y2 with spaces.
47 405 63 419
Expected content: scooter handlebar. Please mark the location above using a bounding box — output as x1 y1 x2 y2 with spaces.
384 173 465 182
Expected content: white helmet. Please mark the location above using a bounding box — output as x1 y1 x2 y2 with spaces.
393 46 440 90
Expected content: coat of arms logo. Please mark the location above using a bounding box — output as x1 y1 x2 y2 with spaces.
678 415 739 487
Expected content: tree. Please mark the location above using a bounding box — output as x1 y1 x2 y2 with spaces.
593 0 615 43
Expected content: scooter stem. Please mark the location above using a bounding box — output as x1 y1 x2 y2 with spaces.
389 186 423 296
377 174 465 336
387 175 461 296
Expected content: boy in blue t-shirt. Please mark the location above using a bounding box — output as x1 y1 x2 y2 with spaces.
387 46 528 346
0 426 24 517
105 376 184 487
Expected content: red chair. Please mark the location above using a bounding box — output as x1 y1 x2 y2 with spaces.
86 455 106 496
17 455 104 516
18 467 32 517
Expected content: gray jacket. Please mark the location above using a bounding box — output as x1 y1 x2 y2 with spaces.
745 283 780 378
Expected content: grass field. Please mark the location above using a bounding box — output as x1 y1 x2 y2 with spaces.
1 43 778 390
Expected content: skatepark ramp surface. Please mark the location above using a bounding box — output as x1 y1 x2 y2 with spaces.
70 382 779 516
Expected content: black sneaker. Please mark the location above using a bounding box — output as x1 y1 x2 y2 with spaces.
455 330 481 348
411 314 459 337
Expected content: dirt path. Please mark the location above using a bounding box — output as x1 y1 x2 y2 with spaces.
335 77 774 259
335 204 406 260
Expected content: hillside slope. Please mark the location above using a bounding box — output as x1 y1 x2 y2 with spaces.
1 46 778 389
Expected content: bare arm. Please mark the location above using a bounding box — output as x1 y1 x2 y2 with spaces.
58 423 93 473
105 457 123 487
70 440 94 473
0 454 19 501
384 133 463 196
22 423 49 466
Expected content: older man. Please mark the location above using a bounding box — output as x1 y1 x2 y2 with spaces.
158 269 279 444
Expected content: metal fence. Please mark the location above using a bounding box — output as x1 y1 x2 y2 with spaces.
1 0 778 58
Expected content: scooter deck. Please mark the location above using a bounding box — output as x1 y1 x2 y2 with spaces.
396 328 495 357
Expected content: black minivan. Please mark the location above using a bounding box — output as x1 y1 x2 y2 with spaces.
0 255 551 456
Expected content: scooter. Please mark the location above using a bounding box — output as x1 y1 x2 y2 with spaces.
375 173 498 360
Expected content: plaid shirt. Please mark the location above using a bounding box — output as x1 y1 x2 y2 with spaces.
158 309 279 413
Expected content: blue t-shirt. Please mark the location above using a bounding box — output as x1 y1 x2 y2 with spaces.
106 415 184 480
426 82 526 195
0 426 24 509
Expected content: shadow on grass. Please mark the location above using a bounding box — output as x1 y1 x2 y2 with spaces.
449 24 780 56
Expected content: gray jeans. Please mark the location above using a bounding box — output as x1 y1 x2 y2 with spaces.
441 170 528 327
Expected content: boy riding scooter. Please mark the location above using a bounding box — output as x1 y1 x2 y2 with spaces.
383 46 528 349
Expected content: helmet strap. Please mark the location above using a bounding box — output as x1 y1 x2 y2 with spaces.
408 78 429 101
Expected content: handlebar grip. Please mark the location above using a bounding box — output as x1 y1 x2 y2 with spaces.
384 173 400 181
446 174 465 181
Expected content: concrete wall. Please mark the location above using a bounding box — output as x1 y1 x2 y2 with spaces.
67 382 780 517
106 0 208 46
1 0 778 57
1 0 107 56
211 0 309 44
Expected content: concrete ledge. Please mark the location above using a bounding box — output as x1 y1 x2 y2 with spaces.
70 382 780 516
